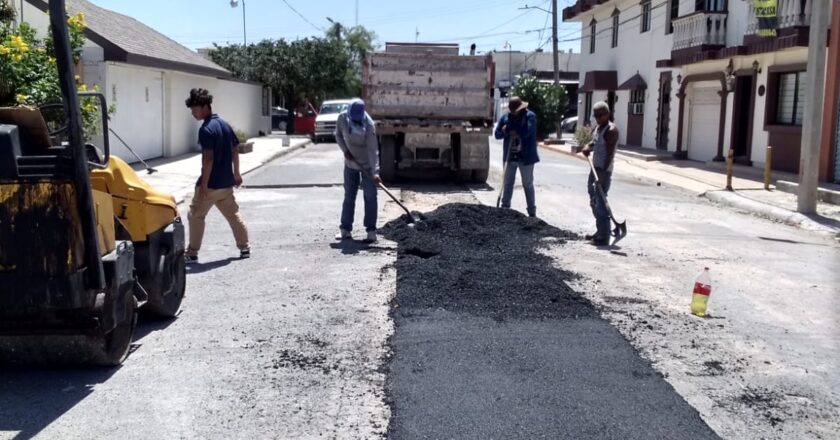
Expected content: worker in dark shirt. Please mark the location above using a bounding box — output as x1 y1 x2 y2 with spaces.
183 88 250 264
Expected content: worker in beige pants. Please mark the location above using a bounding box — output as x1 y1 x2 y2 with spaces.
184 88 250 263
187 187 249 257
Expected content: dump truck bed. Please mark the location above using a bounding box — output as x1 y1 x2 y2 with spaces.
362 48 494 122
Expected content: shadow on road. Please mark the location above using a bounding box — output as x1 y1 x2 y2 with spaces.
0 366 118 439
329 240 394 255
185 257 238 274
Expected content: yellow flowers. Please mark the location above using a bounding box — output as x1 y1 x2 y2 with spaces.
15 94 29 103
78 84 88 92
67 12 86 29
1 35 31 62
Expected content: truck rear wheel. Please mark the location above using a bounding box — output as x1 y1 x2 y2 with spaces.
380 136 397 182
472 168 489 184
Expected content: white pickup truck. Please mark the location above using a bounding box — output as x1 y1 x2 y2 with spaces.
313 99 352 143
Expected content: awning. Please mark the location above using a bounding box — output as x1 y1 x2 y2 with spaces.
580 70 618 92
618 73 647 90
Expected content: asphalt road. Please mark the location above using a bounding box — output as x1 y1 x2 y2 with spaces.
1 141 834 439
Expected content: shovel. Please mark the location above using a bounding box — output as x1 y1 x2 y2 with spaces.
109 127 159 174
586 155 627 239
347 155 420 224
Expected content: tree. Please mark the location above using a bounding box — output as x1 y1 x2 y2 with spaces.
509 76 568 140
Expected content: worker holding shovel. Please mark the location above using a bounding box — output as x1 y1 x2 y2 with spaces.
495 96 539 217
335 98 381 243
581 101 619 246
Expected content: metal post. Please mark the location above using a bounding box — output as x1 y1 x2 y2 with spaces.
797 0 830 213
242 0 247 46
552 0 561 137
725 148 734 191
764 146 773 190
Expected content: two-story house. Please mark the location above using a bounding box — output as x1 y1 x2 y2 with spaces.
565 0 839 183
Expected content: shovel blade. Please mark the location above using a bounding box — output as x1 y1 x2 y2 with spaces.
612 221 627 238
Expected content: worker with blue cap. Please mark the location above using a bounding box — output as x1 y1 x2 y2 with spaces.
335 98 381 243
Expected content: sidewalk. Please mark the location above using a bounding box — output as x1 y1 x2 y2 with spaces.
540 141 840 237
134 134 311 205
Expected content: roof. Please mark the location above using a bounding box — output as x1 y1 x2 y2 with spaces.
28 0 231 78
580 70 617 92
562 0 613 22
617 73 647 90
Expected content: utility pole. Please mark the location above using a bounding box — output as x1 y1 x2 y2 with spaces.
797 0 831 213
355 0 359 27
552 0 561 137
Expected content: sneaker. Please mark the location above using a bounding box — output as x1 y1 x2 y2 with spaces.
336 228 352 240
185 254 199 265
584 232 598 240
363 231 377 243
240 248 251 259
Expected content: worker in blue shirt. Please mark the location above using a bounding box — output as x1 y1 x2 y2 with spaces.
495 96 539 217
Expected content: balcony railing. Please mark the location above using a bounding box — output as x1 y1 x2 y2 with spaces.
746 0 812 36
672 11 728 51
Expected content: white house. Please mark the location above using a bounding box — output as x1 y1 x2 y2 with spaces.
18 0 270 161
564 0 838 181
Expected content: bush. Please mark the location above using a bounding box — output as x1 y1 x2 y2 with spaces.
509 76 568 140
573 126 593 148
233 128 248 143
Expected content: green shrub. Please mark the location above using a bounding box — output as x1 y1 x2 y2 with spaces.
509 76 568 140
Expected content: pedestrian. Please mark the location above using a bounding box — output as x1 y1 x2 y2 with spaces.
494 96 539 217
335 98 381 243
183 88 250 263
581 101 618 246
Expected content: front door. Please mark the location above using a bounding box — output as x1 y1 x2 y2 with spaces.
607 90 616 122
626 89 645 146
656 72 672 150
731 75 755 164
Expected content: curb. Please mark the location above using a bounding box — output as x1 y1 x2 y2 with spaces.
703 190 839 235
174 140 311 205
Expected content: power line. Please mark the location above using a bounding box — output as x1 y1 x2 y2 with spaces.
280 0 324 32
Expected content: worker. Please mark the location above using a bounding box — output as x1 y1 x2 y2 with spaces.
335 98 381 243
183 88 250 263
495 96 539 217
581 101 618 246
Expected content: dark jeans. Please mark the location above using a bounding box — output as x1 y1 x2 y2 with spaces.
341 166 378 232
587 169 612 240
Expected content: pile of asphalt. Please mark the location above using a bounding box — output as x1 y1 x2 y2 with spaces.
380 203 593 320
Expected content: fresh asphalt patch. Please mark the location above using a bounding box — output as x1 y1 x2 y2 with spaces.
380 203 720 439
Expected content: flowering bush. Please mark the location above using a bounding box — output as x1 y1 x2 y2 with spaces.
0 12 107 141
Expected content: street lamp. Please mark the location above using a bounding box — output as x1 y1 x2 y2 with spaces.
504 41 512 89
230 0 246 46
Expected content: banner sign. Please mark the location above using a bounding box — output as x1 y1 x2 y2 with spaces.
754 0 778 37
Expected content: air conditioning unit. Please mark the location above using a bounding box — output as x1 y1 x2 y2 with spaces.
629 102 644 115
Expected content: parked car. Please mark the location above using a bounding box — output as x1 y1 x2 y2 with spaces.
271 106 288 132
313 99 353 143
561 116 578 133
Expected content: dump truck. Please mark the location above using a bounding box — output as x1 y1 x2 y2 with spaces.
362 43 494 183
0 0 185 366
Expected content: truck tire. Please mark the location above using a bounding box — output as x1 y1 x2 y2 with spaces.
91 293 137 366
380 136 397 182
472 168 489 184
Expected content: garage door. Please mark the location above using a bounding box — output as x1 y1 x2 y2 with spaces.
687 86 720 162
107 65 164 161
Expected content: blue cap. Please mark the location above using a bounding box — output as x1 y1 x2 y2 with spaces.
349 98 366 122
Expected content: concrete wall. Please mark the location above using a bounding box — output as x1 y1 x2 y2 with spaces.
492 51 580 88
167 71 269 157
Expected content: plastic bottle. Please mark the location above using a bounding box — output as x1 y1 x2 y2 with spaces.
691 268 712 317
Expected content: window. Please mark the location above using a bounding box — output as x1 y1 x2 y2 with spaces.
629 89 645 115
775 72 806 126
611 10 619 48
666 0 679 34
584 92 594 124
641 1 651 33
589 19 597 54
697 0 727 12
262 88 270 117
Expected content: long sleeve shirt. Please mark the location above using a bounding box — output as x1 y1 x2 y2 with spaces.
335 111 379 176
494 110 539 165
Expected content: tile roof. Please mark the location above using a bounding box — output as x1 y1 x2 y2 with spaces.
29 0 231 78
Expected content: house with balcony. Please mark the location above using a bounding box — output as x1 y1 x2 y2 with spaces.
564 0 840 183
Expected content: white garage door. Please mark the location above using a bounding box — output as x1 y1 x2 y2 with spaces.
687 86 720 162
107 65 164 161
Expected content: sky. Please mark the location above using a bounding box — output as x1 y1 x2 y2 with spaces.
87 0 583 54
